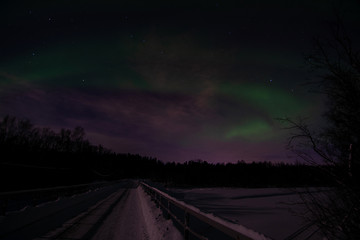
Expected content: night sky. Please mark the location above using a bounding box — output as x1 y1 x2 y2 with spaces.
1 0 359 163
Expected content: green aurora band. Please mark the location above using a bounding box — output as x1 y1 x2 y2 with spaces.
0 32 309 145
220 83 305 117
220 83 306 141
225 119 273 141
0 37 148 90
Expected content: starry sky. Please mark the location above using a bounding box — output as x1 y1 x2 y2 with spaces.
1 0 359 163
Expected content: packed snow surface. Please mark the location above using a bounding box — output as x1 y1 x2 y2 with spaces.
137 186 183 240
0 181 182 240
39 186 183 240
89 186 183 240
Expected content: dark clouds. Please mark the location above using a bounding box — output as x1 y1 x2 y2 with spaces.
1 0 359 163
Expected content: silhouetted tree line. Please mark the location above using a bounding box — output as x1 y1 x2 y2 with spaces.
0 115 332 191
156 159 334 188
0 115 160 191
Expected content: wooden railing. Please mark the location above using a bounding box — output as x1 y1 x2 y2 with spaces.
141 182 272 240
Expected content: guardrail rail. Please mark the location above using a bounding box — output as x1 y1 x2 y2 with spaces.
141 182 272 240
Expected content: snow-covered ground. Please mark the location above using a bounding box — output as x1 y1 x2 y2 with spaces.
87 186 183 240
1 181 325 240
136 185 183 240
168 187 324 240
0 182 124 240
143 182 271 240
0 180 182 240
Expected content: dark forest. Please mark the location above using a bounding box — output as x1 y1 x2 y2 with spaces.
1 115 333 191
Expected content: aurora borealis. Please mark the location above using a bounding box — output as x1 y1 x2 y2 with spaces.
1 0 359 163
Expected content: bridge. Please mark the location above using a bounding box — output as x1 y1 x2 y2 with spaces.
0 180 272 240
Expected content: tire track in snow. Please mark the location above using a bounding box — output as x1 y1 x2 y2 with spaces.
38 189 129 239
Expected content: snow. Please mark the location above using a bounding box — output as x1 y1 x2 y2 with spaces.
35 190 123 240
0 181 135 240
3 180 322 240
87 186 183 240
13 182 183 240
137 186 183 240
168 187 324 240
142 182 271 240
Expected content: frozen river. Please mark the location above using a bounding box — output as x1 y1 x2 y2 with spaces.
167 187 324 240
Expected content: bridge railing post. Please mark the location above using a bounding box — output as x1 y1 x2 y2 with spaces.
184 211 190 240
166 200 171 219
156 193 159 208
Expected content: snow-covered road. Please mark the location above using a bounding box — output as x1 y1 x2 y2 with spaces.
0 180 182 240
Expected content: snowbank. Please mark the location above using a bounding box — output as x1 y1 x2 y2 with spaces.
137 186 183 240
